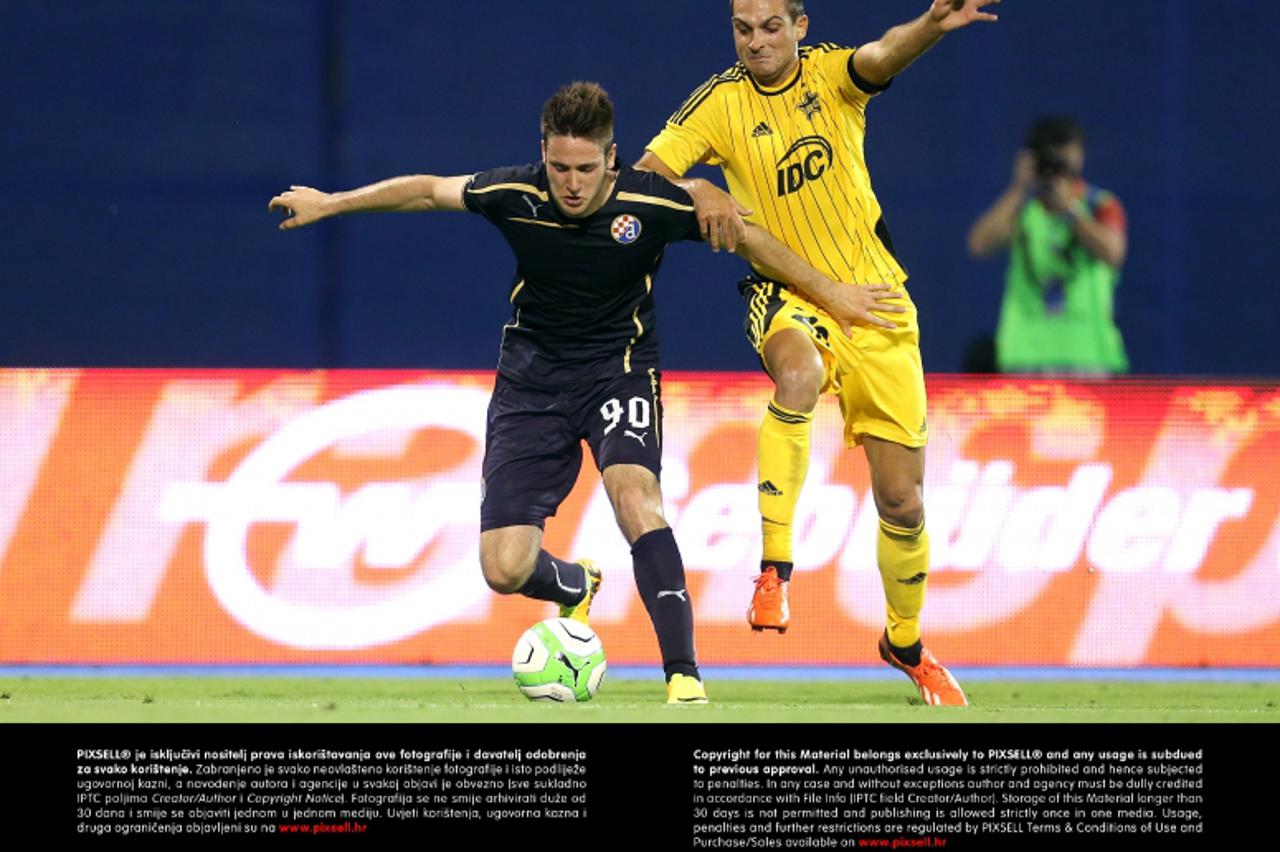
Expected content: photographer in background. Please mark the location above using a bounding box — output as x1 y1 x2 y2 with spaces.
967 116 1129 374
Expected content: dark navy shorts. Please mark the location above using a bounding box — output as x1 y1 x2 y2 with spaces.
480 368 664 531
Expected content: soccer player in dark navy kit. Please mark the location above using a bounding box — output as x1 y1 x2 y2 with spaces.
271 82 870 703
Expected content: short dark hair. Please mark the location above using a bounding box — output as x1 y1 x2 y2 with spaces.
1025 115 1085 151
729 0 805 22
541 82 614 148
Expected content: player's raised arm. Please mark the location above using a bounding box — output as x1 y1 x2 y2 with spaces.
268 174 470 230
853 0 999 86
733 223 905 335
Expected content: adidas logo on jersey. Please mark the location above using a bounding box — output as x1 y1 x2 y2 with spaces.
758 480 783 496
751 122 773 138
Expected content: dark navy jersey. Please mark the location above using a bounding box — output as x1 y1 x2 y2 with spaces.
463 162 702 388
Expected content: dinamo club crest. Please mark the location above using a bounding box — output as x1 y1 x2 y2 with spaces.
610 214 642 244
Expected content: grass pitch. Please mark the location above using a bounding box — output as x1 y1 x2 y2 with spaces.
1 676 1277 723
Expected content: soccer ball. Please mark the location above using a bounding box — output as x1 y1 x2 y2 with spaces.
511 617 607 702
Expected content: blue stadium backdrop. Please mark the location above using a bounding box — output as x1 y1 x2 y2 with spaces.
1 0 1276 376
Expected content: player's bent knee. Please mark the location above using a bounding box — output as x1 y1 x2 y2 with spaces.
479 553 535 595
480 562 524 595
773 358 823 394
764 331 824 390
478 526 541 594
767 356 824 411
876 488 924 530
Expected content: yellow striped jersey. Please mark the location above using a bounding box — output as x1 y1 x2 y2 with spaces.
646 43 907 289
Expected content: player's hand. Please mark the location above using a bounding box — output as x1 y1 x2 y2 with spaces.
929 0 1000 32
268 185 334 230
822 284 907 336
686 180 753 252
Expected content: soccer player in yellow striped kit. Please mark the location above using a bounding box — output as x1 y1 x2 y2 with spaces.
638 1 1000 705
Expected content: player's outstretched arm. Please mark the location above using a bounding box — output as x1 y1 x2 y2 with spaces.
734 224 905 334
636 151 752 253
268 175 470 230
854 0 999 86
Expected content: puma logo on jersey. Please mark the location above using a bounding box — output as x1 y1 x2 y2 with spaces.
522 194 545 217
657 589 688 602
898 572 928 586
624 430 648 446
752 122 774 138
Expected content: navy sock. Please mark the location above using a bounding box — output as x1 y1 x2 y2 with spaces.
761 560 794 582
516 551 586 606
632 527 699 680
889 638 923 667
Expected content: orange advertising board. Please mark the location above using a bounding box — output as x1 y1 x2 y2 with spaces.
1 369 1277 666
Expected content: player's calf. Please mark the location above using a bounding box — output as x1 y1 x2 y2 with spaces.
479 526 590 605
632 527 702 684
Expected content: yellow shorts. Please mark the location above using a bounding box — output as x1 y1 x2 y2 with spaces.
741 279 928 448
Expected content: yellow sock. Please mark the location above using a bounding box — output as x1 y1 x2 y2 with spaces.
877 517 929 648
758 401 812 567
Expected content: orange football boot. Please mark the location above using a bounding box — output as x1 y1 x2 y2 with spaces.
748 566 790 633
878 631 968 706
